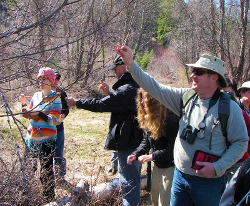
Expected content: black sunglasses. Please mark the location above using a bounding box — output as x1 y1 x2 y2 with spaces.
192 68 214 76
115 60 125 66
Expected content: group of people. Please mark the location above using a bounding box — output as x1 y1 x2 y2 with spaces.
20 45 250 206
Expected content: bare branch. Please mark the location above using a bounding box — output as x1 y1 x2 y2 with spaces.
0 0 69 39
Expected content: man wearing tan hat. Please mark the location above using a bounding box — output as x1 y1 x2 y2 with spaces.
115 45 248 206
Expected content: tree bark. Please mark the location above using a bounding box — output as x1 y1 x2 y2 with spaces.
235 0 249 82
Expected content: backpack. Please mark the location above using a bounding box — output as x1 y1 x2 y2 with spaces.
180 89 237 148
234 158 250 206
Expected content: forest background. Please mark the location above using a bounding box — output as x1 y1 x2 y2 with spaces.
0 0 250 205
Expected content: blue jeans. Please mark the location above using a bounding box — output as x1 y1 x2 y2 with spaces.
54 129 66 178
170 168 227 206
118 150 142 206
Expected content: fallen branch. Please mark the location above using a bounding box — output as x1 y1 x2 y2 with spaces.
45 175 148 205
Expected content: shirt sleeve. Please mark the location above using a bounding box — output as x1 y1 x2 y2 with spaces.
213 101 248 176
60 90 69 118
76 85 138 113
131 131 148 158
128 61 188 116
44 97 61 126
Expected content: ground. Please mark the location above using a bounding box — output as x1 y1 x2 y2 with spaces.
61 108 152 205
0 107 152 205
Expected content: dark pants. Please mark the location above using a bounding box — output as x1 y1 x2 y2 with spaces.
39 142 55 202
24 140 55 202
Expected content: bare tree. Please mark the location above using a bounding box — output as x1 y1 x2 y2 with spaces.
235 0 250 82
165 0 250 83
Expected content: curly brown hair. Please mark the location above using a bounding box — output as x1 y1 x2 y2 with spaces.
136 88 167 140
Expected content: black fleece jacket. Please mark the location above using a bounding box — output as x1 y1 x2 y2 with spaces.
76 72 144 151
132 112 179 168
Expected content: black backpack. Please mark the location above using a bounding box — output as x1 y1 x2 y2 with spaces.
234 158 250 206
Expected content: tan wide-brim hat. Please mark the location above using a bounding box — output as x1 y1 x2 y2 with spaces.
186 54 227 88
237 81 250 96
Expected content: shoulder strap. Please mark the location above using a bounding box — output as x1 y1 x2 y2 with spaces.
218 93 230 140
218 92 239 148
180 89 196 117
234 158 250 204
181 90 236 148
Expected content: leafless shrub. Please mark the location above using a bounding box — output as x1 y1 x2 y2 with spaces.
0 142 45 205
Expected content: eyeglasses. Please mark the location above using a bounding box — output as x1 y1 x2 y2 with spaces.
192 68 214 76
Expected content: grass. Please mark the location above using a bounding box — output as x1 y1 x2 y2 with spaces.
63 108 111 162
0 106 152 205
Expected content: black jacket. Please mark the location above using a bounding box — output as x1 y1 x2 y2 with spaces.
132 112 179 168
56 87 69 131
76 72 144 151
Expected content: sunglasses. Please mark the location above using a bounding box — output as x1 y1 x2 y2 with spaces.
115 60 125 66
192 68 214 76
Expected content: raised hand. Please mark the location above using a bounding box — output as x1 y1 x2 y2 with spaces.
115 45 134 68
99 83 110 96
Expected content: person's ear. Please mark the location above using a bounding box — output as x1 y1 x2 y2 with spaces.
122 65 127 72
211 73 219 83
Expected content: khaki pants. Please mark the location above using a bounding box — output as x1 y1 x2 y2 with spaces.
151 165 175 206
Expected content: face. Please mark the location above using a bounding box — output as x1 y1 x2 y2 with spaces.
223 86 235 95
52 76 60 88
114 65 126 79
38 77 52 90
240 89 250 106
190 68 217 94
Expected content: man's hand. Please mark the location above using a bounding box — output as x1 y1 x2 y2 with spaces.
115 45 133 68
127 155 136 165
19 94 26 105
99 83 110 96
138 154 153 164
65 97 76 106
61 114 65 120
195 161 216 178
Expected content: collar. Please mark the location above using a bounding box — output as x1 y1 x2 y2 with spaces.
112 72 139 90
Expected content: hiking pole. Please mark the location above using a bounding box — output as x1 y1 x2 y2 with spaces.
146 161 151 192
236 189 250 206
146 135 151 192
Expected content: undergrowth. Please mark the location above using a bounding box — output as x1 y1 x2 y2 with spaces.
0 108 151 205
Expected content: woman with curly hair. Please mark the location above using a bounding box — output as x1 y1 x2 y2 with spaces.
127 88 179 206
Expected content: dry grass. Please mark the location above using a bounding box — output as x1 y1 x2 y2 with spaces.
62 108 151 205
0 107 152 205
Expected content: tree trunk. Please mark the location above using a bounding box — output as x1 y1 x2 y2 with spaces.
210 0 216 54
219 0 225 61
235 0 249 82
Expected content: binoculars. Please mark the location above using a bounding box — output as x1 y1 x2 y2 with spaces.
180 124 199 144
